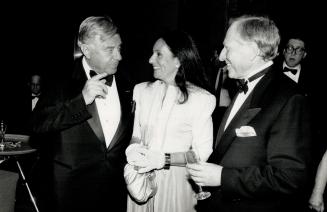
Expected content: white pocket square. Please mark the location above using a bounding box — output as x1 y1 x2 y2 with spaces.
235 126 257 137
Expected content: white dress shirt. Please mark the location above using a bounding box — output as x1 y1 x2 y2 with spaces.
83 57 121 147
31 94 39 111
224 61 273 130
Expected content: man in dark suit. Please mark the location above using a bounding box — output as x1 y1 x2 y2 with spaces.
32 16 134 212
275 35 310 94
276 35 325 187
29 73 42 111
188 15 312 212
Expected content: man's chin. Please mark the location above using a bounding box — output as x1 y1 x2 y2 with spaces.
105 69 118 75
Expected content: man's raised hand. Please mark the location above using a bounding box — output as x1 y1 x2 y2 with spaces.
82 73 108 105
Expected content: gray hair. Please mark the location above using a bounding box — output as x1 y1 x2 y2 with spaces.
232 15 280 61
78 16 118 47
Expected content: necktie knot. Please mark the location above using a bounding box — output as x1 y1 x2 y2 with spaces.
89 70 114 86
283 67 297 75
31 95 40 99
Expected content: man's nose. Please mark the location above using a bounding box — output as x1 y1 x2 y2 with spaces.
114 49 122 60
219 48 226 61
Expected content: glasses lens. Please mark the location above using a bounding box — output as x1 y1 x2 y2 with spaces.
295 48 305 54
286 46 293 54
286 46 305 54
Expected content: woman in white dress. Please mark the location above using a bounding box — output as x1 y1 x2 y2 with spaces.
125 30 216 212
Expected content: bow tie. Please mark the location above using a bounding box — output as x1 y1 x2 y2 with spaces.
237 68 270 94
89 70 114 86
283 67 297 75
237 79 248 94
31 95 40 99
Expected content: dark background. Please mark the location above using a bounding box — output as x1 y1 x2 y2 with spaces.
1 0 324 133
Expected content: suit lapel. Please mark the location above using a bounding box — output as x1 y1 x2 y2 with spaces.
73 58 106 147
86 102 106 144
213 67 274 162
215 93 260 160
214 93 238 147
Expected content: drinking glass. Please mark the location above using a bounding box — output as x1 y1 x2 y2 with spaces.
133 126 151 171
0 120 7 151
185 148 211 200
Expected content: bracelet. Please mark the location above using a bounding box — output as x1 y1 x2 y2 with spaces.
164 153 171 169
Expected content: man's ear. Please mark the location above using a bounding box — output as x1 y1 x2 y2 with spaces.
302 52 307 59
79 43 89 58
250 42 260 61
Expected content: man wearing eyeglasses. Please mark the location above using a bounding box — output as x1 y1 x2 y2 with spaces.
281 36 307 85
280 35 327 212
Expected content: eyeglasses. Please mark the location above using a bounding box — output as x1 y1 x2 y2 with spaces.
285 46 305 55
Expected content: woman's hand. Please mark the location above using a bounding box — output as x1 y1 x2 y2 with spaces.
126 144 164 173
308 191 324 212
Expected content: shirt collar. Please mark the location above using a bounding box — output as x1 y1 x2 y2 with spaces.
244 61 273 82
82 57 93 79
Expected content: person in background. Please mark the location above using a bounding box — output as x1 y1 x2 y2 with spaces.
31 16 134 212
280 35 307 85
309 148 327 212
277 34 324 191
125 29 215 212
187 15 312 212
29 73 42 111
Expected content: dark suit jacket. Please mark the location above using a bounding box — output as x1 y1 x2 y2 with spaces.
274 58 324 168
199 65 312 212
32 57 134 212
274 57 312 96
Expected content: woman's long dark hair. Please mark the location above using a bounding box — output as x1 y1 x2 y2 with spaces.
160 30 210 103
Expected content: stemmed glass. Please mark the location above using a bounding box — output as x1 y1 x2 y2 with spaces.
141 126 150 149
0 120 7 151
185 147 211 200
133 126 152 171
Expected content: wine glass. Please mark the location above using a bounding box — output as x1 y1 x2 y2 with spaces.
133 126 152 171
141 126 150 148
0 120 7 151
185 148 211 200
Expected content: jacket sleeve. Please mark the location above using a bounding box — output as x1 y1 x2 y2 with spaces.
32 83 91 134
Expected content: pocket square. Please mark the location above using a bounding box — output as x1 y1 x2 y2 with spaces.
235 126 256 137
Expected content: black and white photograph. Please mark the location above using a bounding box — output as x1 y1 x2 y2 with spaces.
0 0 325 212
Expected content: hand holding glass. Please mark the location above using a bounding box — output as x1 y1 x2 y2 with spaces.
185 149 211 200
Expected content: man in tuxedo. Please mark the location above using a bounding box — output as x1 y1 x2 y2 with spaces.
32 16 134 212
29 73 42 111
276 35 310 94
188 15 312 212
278 35 325 179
